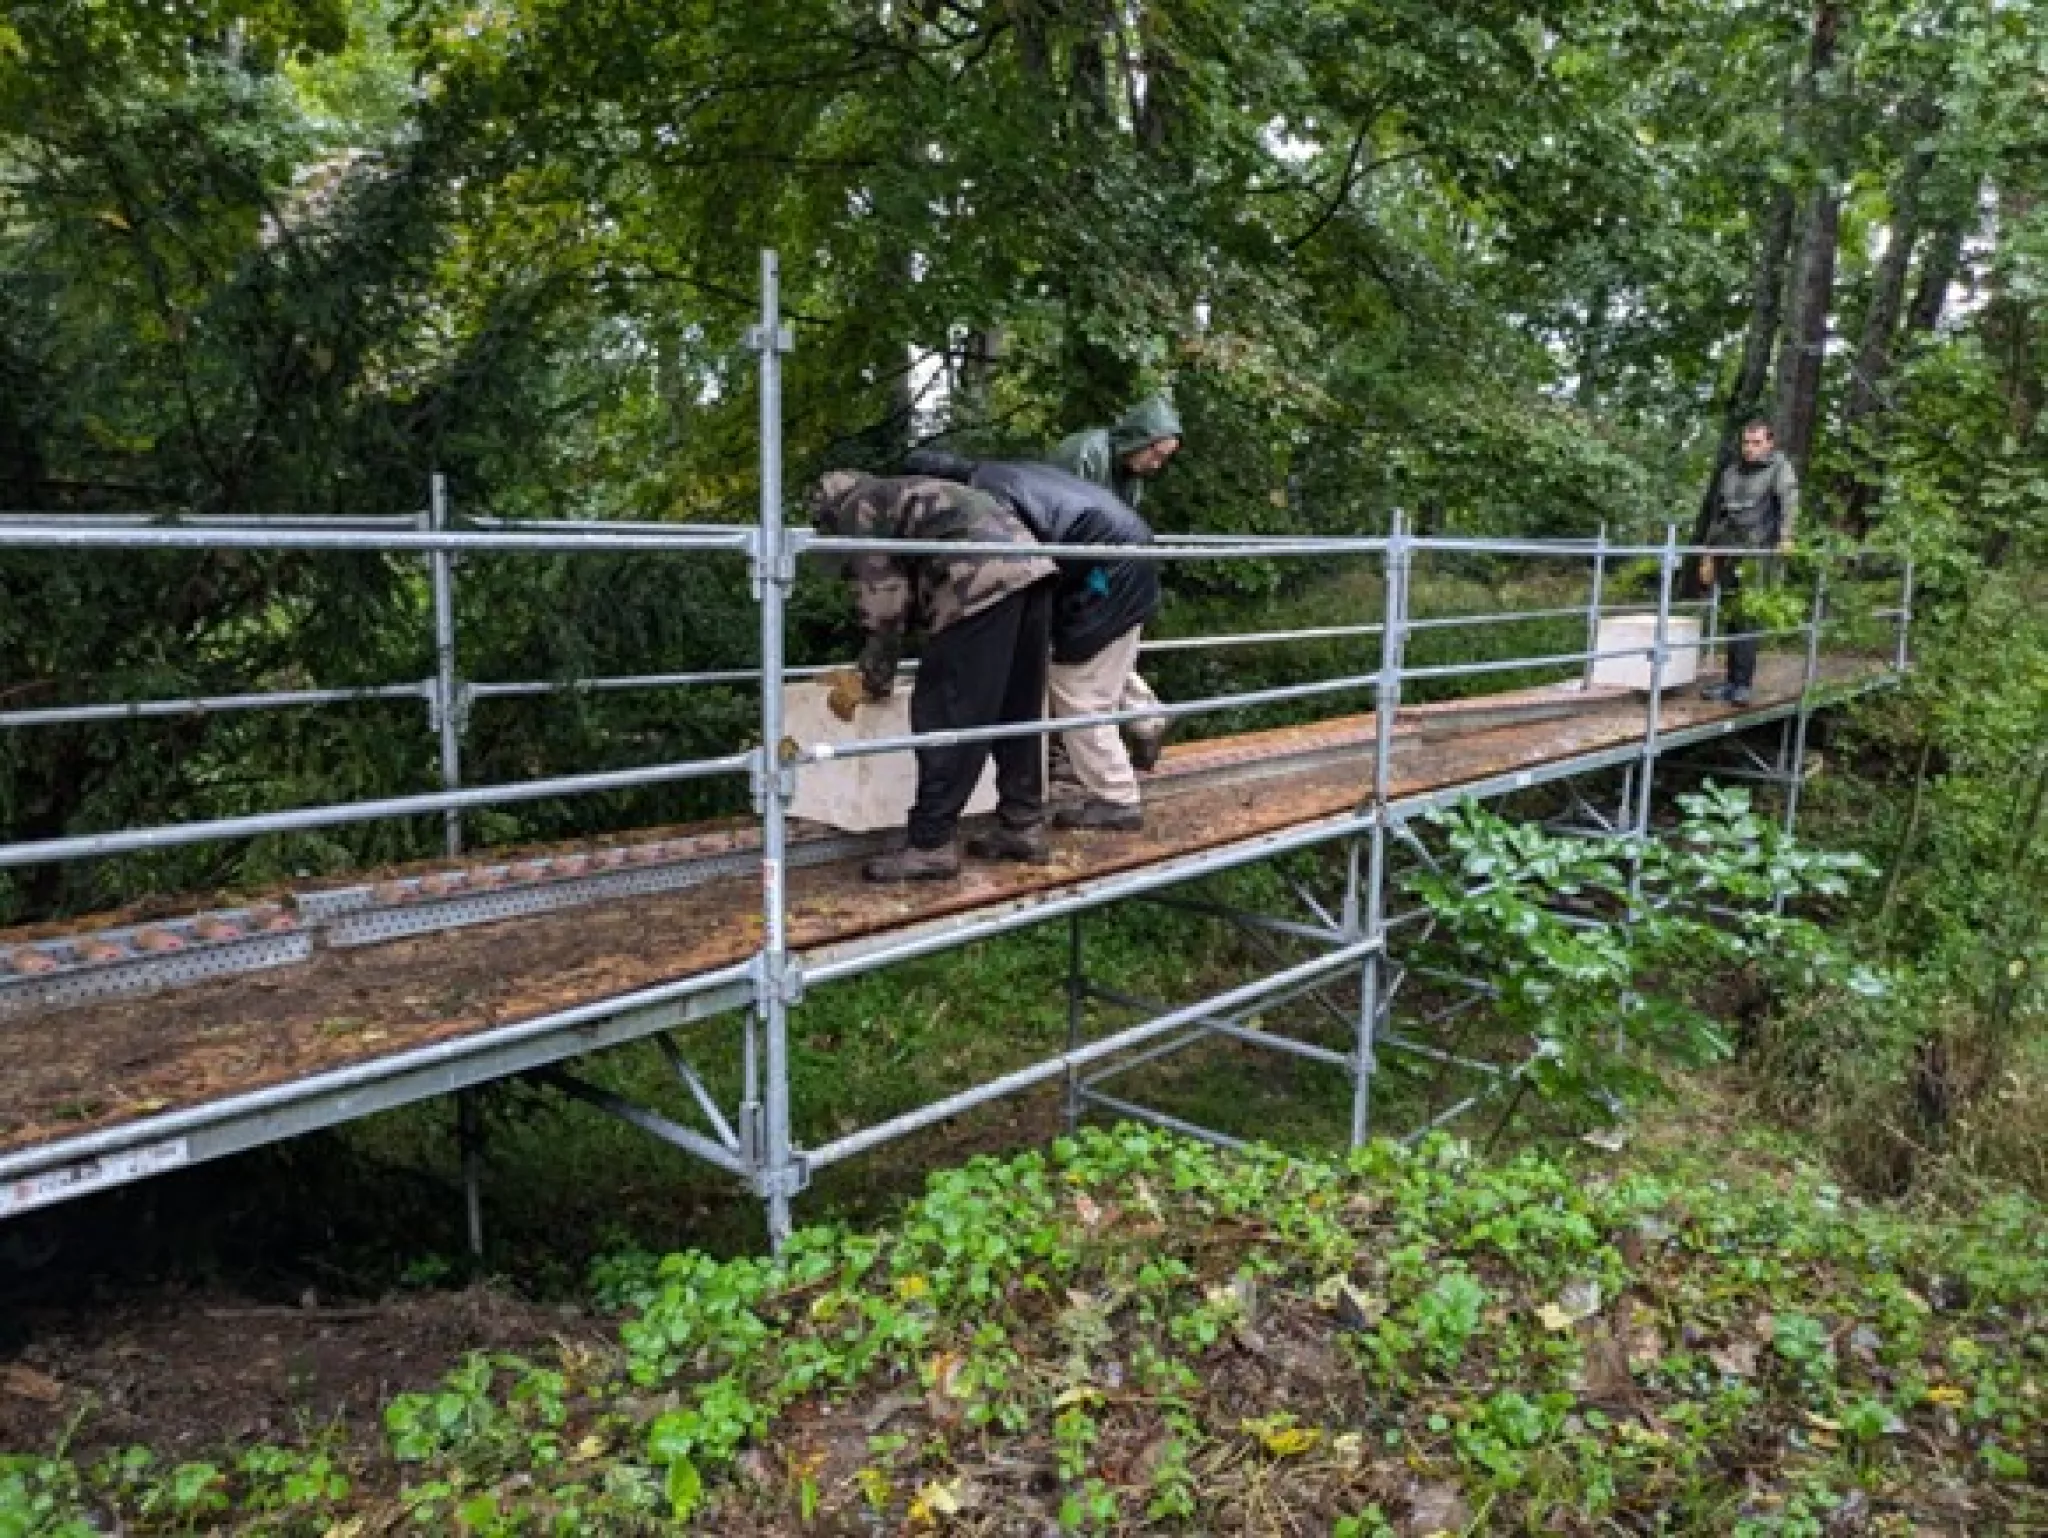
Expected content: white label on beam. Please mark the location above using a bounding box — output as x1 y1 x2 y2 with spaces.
0 1139 189 1217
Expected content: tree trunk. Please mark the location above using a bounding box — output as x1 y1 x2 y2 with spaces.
1979 186 2040 565
1576 286 1610 410
1687 66 1800 572
1775 187 1841 479
1841 111 1937 530
1066 0 1113 127
1010 0 1051 88
1134 6 1181 154
1772 1 1846 484
1726 190 1798 442
1905 212 1968 335
1846 129 1933 428
955 327 1004 429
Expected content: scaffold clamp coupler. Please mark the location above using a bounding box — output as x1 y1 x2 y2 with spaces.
752 951 805 1008
754 1156 810 1201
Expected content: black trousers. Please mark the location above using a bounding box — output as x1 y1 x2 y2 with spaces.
907 582 1054 849
1719 555 1758 689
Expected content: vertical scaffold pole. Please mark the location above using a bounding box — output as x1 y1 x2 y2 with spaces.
1629 526 1680 874
748 250 801 1250
1581 522 1608 690
1063 912 1085 1133
1777 568 1828 909
1895 558 1915 674
1617 526 1679 1056
1705 567 1722 673
427 472 464 858
1350 510 1409 1149
457 1090 485 1262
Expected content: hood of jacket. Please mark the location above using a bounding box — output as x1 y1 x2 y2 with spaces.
807 470 875 536
1106 396 1183 460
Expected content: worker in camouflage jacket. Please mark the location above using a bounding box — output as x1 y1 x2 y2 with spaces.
807 471 1059 882
1048 395 1182 773
900 452 1162 832
1699 419 1800 706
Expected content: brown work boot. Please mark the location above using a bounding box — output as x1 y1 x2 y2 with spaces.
1053 799 1144 832
862 842 961 883
965 823 1051 862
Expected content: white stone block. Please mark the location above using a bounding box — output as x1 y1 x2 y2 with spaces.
784 678 1001 833
1590 614 1701 691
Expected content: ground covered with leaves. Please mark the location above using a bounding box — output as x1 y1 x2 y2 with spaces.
5 1121 2046 1536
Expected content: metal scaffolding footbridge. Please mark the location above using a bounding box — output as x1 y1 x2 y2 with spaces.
0 254 1909 1246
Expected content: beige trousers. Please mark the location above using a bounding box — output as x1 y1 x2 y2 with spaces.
1047 625 1146 807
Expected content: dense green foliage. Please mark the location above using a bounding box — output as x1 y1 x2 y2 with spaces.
7 1125 2048 1532
3 0 2044 916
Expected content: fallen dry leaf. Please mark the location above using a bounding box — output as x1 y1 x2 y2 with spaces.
1709 1341 1759 1378
1404 1478 1473 1537
1574 1330 1639 1406
0 1364 62 1403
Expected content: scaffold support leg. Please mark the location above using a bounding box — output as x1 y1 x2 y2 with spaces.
457 1089 485 1262
1064 911 1086 1133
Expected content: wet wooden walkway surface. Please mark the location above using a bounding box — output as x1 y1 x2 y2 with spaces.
0 655 1876 1155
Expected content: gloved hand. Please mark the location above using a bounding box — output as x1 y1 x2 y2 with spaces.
822 668 867 723
857 634 900 702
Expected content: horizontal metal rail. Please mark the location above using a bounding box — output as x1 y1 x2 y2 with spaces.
0 682 431 730
800 808 1382 987
796 533 1390 561
804 936 1382 1170
1086 983 1356 1069
798 669 1386 764
0 751 754 870
1073 1088 1253 1152
0 524 755 553
0 512 424 527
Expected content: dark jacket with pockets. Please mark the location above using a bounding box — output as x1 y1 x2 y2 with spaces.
903 454 1160 665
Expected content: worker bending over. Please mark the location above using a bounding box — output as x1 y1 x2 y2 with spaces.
1699 419 1799 707
903 454 1160 831
808 472 1058 883
1049 395 1182 771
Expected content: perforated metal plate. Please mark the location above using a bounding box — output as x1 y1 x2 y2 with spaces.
325 850 767 945
0 929 312 1017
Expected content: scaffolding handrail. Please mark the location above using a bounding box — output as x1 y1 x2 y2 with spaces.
0 512 427 527
0 523 756 553
0 749 755 871
0 682 432 730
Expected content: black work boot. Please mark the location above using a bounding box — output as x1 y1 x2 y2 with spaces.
1053 798 1144 832
965 823 1051 862
863 842 961 883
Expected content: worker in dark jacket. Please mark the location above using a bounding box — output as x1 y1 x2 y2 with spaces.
807 472 1059 882
1700 419 1800 706
1049 395 1182 769
1051 395 1184 510
904 454 1161 830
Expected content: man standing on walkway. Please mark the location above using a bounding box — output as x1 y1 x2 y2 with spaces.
808 472 1058 882
1699 419 1799 707
901 454 1161 831
1050 395 1182 770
